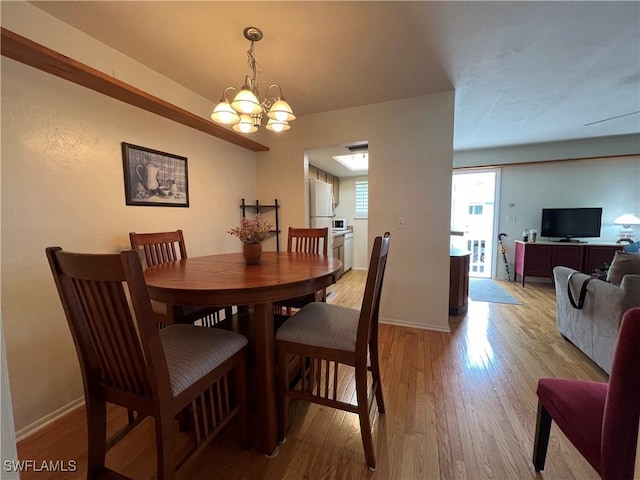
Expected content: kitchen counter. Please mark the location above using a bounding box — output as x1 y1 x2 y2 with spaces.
332 227 353 238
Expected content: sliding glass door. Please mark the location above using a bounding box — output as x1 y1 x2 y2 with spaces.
451 169 501 278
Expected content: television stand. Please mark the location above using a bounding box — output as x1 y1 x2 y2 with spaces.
554 238 586 243
514 241 622 287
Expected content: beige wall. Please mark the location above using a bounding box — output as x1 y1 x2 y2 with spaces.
255 93 456 331
2 130 19 475
1 4 258 434
1 2 455 438
496 157 640 268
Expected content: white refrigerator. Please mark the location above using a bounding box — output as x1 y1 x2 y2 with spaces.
309 179 334 253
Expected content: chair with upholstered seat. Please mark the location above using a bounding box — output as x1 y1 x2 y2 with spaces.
274 227 329 316
46 246 248 480
287 226 329 255
533 306 640 478
130 230 233 327
276 232 390 470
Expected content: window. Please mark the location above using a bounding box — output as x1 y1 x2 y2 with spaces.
354 177 368 219
468 203 483 215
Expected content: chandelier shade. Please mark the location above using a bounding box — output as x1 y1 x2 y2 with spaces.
232 114 259 134
265 118 291 132
210 100 240 125
267 98 296 122
210 27 295 133
231 85 262 115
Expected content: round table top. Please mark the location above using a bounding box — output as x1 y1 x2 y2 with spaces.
144 252 342 306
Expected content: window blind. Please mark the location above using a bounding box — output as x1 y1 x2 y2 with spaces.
354 177 368 219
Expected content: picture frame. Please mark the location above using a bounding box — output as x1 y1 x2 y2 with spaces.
122 142 190 207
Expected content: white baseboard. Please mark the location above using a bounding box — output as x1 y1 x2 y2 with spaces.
380 317 451 333
352 267 367 271
15 396 84 442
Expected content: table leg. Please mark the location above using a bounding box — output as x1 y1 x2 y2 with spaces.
253 302 279 456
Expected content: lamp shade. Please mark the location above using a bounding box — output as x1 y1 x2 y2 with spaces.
232 114 259 133
614 213 640 226
231 88 262 115
267 99 296 122
211 101 240 125
265 118 290 132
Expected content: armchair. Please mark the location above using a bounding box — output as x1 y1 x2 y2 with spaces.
533 307 640 478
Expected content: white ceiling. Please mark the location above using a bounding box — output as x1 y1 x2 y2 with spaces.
31 1 640 162
307 144 369 178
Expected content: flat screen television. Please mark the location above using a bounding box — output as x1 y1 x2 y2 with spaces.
541 207 603 242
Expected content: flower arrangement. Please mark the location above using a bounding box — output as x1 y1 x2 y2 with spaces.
228 214 273 244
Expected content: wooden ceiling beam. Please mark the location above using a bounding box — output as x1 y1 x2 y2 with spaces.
0 27 269 152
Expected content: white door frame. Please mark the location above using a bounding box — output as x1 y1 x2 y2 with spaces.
451 168 502 279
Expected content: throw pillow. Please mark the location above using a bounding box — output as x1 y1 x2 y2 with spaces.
607 251 640 286
624 241 640 253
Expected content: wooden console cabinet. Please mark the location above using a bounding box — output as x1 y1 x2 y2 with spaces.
449 248 471 315
514 241 622 287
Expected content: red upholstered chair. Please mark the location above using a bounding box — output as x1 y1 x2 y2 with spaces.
533 307 640 478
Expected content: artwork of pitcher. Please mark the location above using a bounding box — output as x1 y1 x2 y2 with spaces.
122 142 189 207
136 162 160 191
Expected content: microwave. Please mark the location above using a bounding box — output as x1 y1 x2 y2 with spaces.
333 218 348 230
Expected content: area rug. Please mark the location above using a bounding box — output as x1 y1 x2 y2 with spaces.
469 278 521 305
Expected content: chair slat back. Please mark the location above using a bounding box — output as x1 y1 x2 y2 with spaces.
287 227 329 255
47 248 168 401
356 233 391 353
129 230 187 268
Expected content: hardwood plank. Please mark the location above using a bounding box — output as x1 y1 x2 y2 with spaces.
17 271 606 479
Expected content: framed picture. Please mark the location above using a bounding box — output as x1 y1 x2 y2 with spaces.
122 142 189 207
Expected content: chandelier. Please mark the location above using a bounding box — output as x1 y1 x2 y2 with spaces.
210 27 296 133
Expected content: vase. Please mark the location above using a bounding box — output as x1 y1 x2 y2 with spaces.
243 242 262 264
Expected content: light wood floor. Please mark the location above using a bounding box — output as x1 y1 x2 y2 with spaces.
18 271 608 479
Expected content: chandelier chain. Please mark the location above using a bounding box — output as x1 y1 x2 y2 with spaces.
247 42 261 94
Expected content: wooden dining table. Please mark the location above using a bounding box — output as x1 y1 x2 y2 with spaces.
143 251 342 456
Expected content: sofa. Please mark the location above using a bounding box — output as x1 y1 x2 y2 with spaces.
553 251 640 374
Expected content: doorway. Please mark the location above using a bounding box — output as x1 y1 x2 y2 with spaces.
305 142 369 273
451 169 500 278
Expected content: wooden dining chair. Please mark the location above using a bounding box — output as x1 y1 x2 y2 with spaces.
276 232 391 470
533 306 640 478
46 246 248 480
130 230 233 327
274 227 329 316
